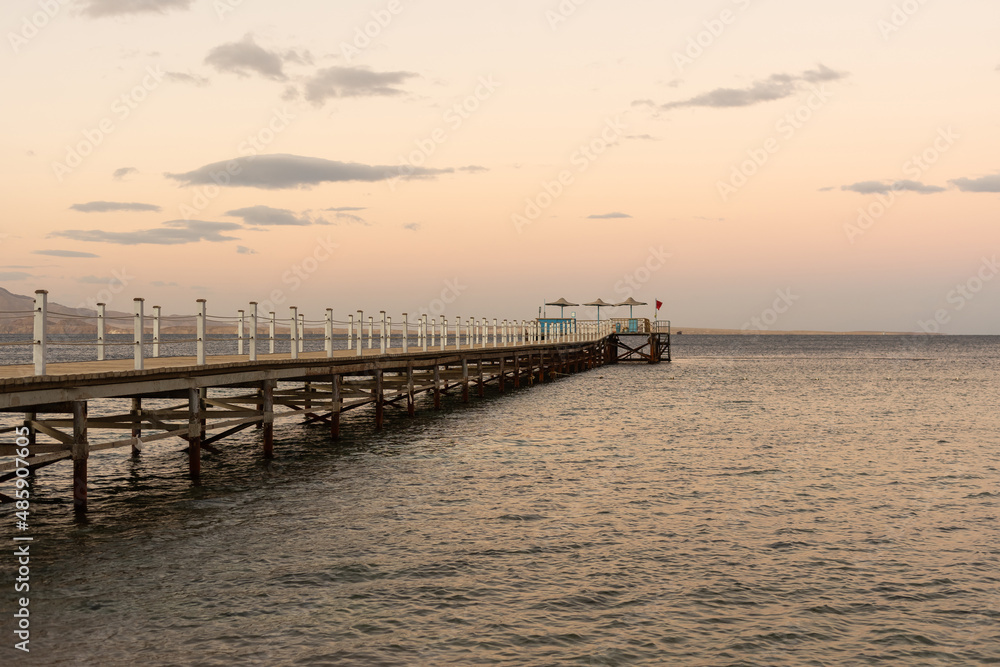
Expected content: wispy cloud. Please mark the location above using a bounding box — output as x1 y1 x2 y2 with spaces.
70 201 162 213
80 0 194 18
113 167 138 180
304 66 417 104
654 65 846 110
166 71 210 86
32 250 100 258
587 212 632 219
403 223 421 231
151 280 179 286
205 35 288 81
236 246 258 255
0 271 32 281
167 154 452 190
841 180 946 195
949 174 1000 193
225 205 314 227
51 220 241 246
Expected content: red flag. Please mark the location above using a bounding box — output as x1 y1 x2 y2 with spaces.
655 300 663 312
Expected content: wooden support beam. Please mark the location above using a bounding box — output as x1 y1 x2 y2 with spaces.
461 359 470 403
514 354 521 388
188 387 201 480
262 380 274 459
72 401 88 513
131 397 141 457
433 365 441 410
375 370 384 430
406 363 415 417
477 359 485 397
331 374 342 440
499 357 506 394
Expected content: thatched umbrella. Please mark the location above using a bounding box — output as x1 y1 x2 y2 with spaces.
584 298 615 323
617 297 647 318
545 298 579 318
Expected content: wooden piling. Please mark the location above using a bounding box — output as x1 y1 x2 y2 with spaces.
262 380 274 459
188 388 202 479
433 365 442 410
375 370 385 430
462 359 470 403
131 397 142 457
406 363 415 416
331 374 342 440
72 401 88 512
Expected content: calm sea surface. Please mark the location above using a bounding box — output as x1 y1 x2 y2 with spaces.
2 335 999 665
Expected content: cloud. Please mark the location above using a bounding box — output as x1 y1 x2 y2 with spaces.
403 223 422 231
841 180 946 195
151 280 179 286
51 220 242 246
949 174 1000 193
225 205 314 226
304 66 416 104
0 271 32 281
457 165 489 173
166 71 209 86
587 212 633 219
32 250 100 258
236 246 257 255
205 35 287 81
325 206 367 212
113 167 138 180
80 0 194 18
70 201 162 213
656 65 846 110
167 154 452 189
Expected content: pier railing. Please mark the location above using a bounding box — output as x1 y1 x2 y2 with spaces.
0 291 632 376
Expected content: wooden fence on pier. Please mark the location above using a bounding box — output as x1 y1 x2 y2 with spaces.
0 291 670 513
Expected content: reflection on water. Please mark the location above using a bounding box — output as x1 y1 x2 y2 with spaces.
2 336 999 665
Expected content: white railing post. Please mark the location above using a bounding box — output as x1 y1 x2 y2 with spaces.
380 311 387 354
152 306 161 358
421 315 428 352
387 315 392 352
492 318 497 348
133 298 145 371
348 314 355 352
298 314 305 353
403 314 409 354
440 317 447 351
33 290 47 376
269 312 276 354
96 302 106 361
325 308 334 358
290 307 299 360
238 309 245 356
455 316 461 350
367 316 373 349
249 302 258 362
356 310 364 357
196 299 207 365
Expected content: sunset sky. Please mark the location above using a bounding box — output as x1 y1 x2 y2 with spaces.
2 0 998 333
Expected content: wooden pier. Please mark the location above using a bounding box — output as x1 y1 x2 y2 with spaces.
0 292 670 513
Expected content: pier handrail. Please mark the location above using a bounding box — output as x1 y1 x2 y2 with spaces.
0 291 629 376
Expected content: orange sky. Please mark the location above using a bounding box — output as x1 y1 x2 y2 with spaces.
2 0 998 332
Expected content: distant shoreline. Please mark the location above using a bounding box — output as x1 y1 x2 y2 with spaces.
671 328 933 336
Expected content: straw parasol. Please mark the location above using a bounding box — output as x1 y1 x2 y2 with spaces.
545 298 579 318
617 297 647 318
584 298 615 323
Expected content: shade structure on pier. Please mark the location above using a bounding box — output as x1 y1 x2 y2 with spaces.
617 297 647 318
584 298 615 323
545 298 579 318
